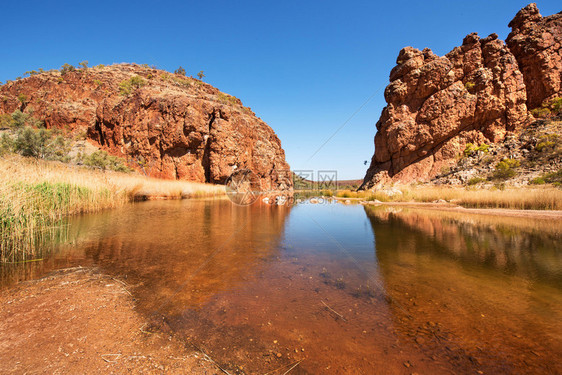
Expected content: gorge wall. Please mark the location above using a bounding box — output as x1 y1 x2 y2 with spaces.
0 64 292 191
361 3 561 188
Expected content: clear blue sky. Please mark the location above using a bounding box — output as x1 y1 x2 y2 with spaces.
1 1 559 179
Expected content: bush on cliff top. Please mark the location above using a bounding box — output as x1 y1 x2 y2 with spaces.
119 75 146 96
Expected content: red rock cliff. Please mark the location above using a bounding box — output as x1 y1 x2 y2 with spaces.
361 3 561 188
0 64 292 191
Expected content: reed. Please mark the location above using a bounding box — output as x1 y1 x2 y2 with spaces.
0 155 225 262
362 185 562 210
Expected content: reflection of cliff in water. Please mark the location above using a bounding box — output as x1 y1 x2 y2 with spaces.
365 206 562 287
63 199 292 314
365 205 562 373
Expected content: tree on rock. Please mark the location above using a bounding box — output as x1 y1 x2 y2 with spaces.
174 66 186 76
197 70 205 80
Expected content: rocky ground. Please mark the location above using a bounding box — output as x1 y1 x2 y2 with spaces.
0 268 220 374
432 118 562 186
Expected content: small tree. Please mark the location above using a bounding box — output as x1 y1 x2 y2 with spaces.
197 70 205 80
60 63 75 75
17 93 28 104
79 60 89 69
174 66 186 76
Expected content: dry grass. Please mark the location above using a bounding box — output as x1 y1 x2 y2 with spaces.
0 155 225 262
341 185 562 210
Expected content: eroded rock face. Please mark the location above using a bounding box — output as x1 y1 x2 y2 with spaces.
362 3 561 187
506 3 562 109
0 65 291 191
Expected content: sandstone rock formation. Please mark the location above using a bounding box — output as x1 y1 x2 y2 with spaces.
0 64 292 191
507 3 562 109
362 3 561 188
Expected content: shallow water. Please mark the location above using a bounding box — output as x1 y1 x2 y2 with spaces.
2 199 562 374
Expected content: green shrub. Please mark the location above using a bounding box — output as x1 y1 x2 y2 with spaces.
464 81 475 91
0 133 13 155
6 110 43 129
463 142 489 157
197 70 205 80
17 93 27 104
536 141 555 152
529 177 546 185
14 127 51 158
174 66 186 76
78 60 89 69
119 75 146 96
544 168 562 184
467 177 486 186
493 158 520 180
217 92 238 105
531 97 562 118
82 150 132 172
60 63 75 75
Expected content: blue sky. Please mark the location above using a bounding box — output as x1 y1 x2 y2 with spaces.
0 1 559 179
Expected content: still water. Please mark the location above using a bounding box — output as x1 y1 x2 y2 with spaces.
2 199 562 374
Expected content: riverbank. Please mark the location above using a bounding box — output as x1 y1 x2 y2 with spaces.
336 184 562 210
0 155 225 262
333 196 562 220
0 267 220 374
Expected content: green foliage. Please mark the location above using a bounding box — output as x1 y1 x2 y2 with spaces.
2 110 43 129
535 134 558 152
17 93 28 104
464 81 475 91
543 168 562 184
531 107 551 118
493 158 520 180
529 177 546 185
78 60 89 69
81 150 132 172
217 92 238 105
0 133 13 155
174 66 186 76
463 142 490 157
94 64 105 69
11 127 70 161
60 63 75 75
93 79 102 86
467 177 486 186
531 97 562 118
119 75 146 96
197 70 205 80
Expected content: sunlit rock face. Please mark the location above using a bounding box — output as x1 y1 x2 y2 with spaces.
0 64 292 191
362 3 561 188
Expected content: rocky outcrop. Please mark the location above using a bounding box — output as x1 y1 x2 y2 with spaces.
506 3 562 109
0 64 291 191
362 3 561 188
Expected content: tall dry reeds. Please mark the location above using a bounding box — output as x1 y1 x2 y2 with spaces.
337 185 562 210
0 155 225 262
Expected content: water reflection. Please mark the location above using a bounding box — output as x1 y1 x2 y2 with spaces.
66 199 292 313
366 205 562 373
2 200 562 374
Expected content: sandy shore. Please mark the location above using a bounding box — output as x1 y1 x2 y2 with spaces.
0 268 220 374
